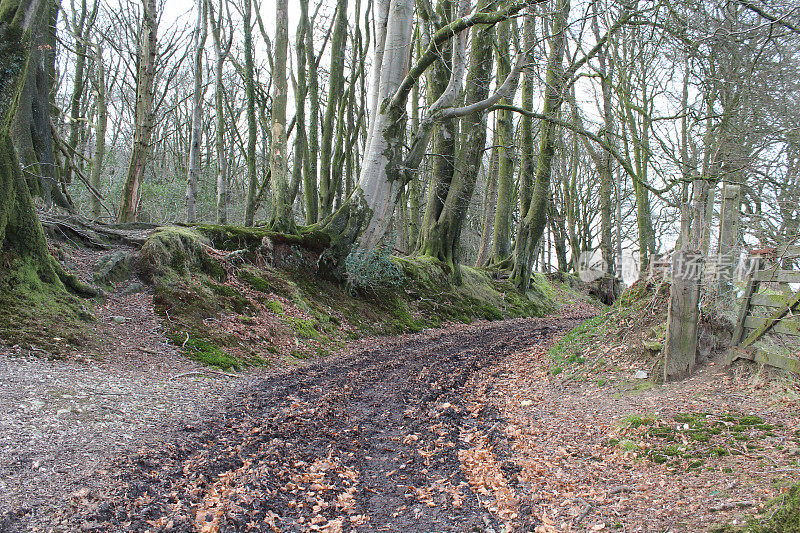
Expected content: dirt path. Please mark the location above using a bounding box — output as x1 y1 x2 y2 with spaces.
7 288 792 532
47 316 587 533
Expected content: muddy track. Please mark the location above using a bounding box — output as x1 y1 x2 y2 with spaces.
63 317 585 532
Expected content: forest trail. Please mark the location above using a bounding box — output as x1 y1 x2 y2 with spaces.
45 316 587 533
3 298 797 532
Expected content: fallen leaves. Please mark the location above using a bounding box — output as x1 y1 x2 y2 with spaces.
458 430 519 523
459 312 800 532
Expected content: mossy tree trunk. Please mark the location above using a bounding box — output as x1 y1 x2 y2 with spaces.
0 0 93 296
185 0 207 224
511 9 536 276
208 0 232 224
512 0 569 291
316 0 532 281
268 0 294 232
416 0 455 253
64 0 98 188
242 0 258 227
489 18 518 267
10 0 72 211
417 0 496 280
89 42 106 220
592 2 615 281
318 0 348 220
511 1 632 291
292 0 309 222
302 0 320 224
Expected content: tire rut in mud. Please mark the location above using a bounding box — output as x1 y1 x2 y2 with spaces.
73 318 580 532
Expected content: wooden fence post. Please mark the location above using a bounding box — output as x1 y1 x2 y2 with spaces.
664 249 704 381
717 184 741 299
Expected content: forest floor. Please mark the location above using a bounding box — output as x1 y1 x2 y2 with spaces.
1 244 798 532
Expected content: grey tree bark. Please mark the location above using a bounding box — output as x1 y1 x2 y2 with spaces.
186 0 208 223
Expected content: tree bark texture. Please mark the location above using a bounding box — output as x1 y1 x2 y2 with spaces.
119 0 157 223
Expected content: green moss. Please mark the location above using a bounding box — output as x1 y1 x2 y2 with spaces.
713 484 800 532
0 254 94 353
238 269 274 293
139 227 569 371
675 413 708 425
315 347 332 358
650 453 668 464
285 317 320 339
621 414 656 429
138 226 226 283
710 447 730 457
689 431 711 443
183 338 240 370
740 415 765 426
648 427 677 441
264 299 284 314
548 314 608 367
289 349 311 359
192 224 271 251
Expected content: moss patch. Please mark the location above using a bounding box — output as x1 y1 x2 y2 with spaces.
612 411 786 472
140 224 564 370
0 253 94 354
182 338 240 370
138 226 226 284
713 484 800 532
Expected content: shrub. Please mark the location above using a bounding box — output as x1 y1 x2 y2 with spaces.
344 237 404 292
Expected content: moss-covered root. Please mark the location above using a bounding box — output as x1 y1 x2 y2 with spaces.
137 226 226 283
52 257 98 297
713 484 800 533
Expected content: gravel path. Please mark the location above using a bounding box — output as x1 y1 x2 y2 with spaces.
0 290 259 532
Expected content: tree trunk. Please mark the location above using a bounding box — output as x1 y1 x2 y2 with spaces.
186 0 207 224
418 0 496 279
209 0 231 224
511 10 536 275
242 0 259 226
268 0 293 231
11 0 72 211
319 0 348 220
303 0 320 223
317 0 530 280
664 178 709 381
89 43 107 220
512 0 569 291
475 152 498 267
65 0 98 187
1 0 93 296
119 0 158 223
716 183 741 298
489 18 517 266
593 2 615 280
417 0 455 253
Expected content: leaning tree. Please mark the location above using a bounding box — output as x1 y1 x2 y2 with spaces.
315 0 536 280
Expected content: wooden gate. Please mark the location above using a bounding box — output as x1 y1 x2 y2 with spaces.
727 245 800 373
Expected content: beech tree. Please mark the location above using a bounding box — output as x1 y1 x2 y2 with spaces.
317 0 533 279
185 0 207 223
